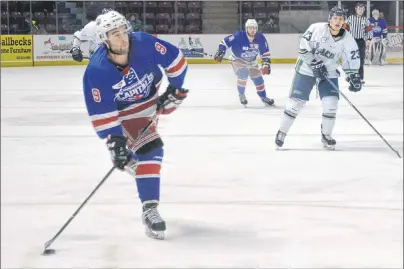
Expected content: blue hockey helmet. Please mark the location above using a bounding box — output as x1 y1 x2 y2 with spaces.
328 6 346 20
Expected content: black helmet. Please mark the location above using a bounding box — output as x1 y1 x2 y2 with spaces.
355 2 365 8
328 6 346 20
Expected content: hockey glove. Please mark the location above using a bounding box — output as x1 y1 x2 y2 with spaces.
346 73 362 92
261 58 271 75
214 50 225 63
157 85 188 115
106 135 131 170
71 47 83 62
310 59 328 80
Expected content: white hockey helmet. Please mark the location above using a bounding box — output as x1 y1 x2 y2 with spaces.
245 19 258 31
95 10 132 43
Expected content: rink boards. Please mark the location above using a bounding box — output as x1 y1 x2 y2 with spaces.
1 33 403 67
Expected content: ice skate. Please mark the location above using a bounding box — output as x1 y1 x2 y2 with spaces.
261 96 275 107
275 130 287 149
321 133 336 150
142 201 166 240
239 94 248 107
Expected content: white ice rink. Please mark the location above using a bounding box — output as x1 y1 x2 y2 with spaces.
1 64 403 268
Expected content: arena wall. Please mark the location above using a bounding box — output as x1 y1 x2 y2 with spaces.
1 33 403 67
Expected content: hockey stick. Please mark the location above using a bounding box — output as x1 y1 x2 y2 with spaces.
189 49 231 61
325 77 402 158
42 115 158 255
187 37 255 66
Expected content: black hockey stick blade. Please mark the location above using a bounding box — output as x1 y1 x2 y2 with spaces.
41 166 116 255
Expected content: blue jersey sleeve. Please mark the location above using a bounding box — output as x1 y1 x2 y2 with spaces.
219 32 239 52
147 34 188 89
83 65 123 139
257 33 271 61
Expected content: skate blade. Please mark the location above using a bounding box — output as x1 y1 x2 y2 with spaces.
145 227 165 240
322 144 335 150
263 102 275 107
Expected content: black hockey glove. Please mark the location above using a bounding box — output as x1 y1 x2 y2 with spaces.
346 73 362 92
261 58 271 75
310 59 328 80
214 49 225 63
70 47 83 62
157 85 189 115
106 135 131 170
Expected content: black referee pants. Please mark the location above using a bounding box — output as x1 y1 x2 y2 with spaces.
355 38 366 80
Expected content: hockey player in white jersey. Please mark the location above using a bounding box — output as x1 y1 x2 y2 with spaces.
275 7 362 150
70 8 112 62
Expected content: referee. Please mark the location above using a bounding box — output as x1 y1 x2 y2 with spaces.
344 2 371 84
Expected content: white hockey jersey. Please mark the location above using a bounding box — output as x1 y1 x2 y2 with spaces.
72 21 100 54
295 22 360 78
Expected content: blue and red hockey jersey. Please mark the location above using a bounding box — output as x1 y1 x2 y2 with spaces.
368 17 388 39
218 31 271 63
83 32 187 140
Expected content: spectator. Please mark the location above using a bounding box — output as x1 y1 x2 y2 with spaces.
380 12 385 19
129 14 143 32
29 19 46 34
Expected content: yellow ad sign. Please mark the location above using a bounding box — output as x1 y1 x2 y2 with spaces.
1 35 33 67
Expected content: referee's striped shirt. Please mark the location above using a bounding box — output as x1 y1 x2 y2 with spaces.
346 15 371 40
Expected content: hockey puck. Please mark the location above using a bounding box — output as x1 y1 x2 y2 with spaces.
42 249 56 255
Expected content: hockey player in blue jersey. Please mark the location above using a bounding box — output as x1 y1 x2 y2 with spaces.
367 9 388 65
82 10 188 240
214 19 274 107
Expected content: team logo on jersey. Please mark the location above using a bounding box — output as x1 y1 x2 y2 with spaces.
113 68 154 102
321 37 328 43
315 48 336 59
372 24 382 33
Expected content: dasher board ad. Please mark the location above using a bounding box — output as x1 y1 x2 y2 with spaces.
1 35 33 67
34 35 90 62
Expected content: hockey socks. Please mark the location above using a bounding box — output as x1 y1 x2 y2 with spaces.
251 76 267 98
134 147 163 202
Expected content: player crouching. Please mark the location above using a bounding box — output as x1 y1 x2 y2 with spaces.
274 7 362 150
83 11 188 240
214 19 274 107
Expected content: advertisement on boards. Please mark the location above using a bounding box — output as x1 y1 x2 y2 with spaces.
1 35 33 67
33 35 90 65
385 33 403 62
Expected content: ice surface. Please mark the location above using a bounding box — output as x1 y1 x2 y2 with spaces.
1 64 403 268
